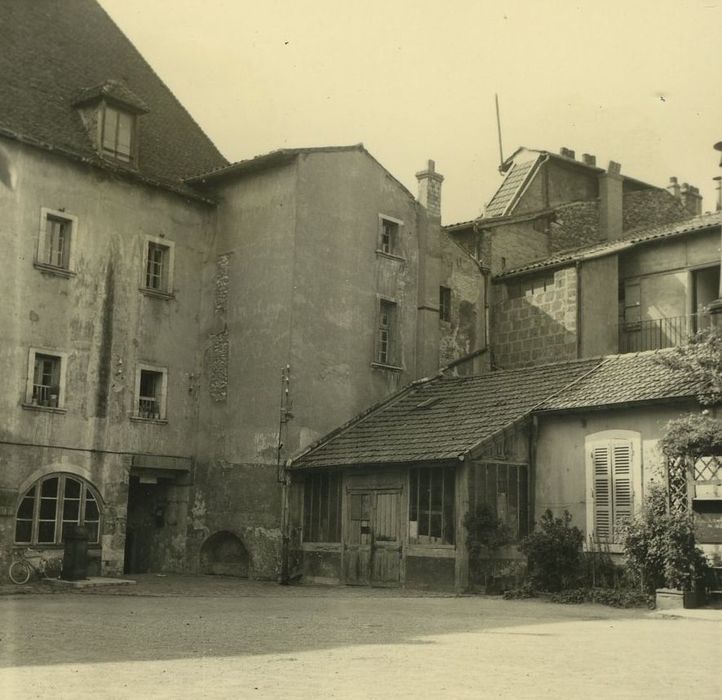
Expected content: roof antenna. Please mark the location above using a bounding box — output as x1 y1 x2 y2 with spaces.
495 94 505 173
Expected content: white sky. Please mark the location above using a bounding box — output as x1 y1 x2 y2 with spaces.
100 0 722 225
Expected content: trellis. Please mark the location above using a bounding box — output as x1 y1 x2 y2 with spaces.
667 454 722 514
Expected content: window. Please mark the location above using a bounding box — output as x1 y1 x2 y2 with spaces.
142 238 174 295
303 473 342 543
25 348 67 410
439 286 452 322
101 105 135 162
622 281 641 328
36 208 77 273
469 461 529 540
409 466 455 545
375 299 398 366
15 474 101 545
134 365 168 420
378 215 403 256
586 431 640 546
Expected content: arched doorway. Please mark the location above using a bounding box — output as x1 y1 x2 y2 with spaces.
199 531 250 577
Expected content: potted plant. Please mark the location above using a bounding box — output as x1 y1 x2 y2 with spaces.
622 485 709 609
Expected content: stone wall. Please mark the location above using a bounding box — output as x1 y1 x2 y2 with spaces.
622 189 689 232
549 201 601 252
491 267 578 368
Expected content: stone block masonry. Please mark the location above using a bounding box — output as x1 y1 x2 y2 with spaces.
491 267 578 369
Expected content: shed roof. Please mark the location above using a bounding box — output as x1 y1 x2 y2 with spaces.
537 350 702 412
1 0 226 195
495 211 722 280
290 351 701 470
290 359 602 469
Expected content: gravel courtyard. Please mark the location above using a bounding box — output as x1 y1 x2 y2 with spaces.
1 575 719 699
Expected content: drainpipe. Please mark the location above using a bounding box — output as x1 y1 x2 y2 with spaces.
529 415 539 534
575 261 582 358
279 462 291 585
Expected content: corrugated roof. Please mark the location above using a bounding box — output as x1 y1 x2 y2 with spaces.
484 158 539 218
496 211 722 279
291 351 702 470
290 359 602 469
538 351 701 411
1 0 226 193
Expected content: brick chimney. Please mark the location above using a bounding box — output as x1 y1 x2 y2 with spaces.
667 176 681 199
559 147 575 160
680 182 703 216
599 160 623 240
416 159 444 218
581 153 596 167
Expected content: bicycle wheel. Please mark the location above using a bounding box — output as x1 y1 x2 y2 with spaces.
9 560 32 585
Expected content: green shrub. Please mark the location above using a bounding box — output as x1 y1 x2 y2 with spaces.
463 503 511 589
621 485 709 593
502 583 536 600
550 587 654 608
659 411 722 460
519 510 584 592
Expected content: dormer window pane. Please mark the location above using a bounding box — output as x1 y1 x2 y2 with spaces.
101 105 133 162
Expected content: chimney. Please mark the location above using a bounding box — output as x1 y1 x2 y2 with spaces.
559 147 575 160
680 182 703 216
667 176 681 199
713 176 722 212
416 159 444 218
581 153 596 167
599 160 623 240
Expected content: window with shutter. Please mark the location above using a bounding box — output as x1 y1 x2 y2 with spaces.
587 434 638 546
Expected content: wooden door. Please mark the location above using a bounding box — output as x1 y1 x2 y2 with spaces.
343 490 401 586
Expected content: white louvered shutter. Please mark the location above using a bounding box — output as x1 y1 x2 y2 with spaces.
592 446 612 540
611 441 633 539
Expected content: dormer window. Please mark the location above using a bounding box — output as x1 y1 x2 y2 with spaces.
73 80 149 167
101 105 134 162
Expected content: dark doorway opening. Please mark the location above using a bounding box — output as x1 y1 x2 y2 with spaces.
124 476 170 574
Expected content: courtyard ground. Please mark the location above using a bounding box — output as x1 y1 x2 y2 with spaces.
0 575 720 699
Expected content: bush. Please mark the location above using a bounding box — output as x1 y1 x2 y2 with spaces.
659 411 722 460
502 583 536 600
621 485 709 593
550 587 654 608
519 510 584 592
463 504 511 590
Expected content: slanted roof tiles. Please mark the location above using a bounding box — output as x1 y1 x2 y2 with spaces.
291 352 702 470
291 359 602 469
484 158 539 218
496 211 722 279
1 0 226 192
538 351 701 411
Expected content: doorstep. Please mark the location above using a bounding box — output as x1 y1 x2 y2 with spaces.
43 576 137 589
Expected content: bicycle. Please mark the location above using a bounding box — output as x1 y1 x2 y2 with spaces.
8 548 62 585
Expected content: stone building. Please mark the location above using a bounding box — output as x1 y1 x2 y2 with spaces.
0 0 483 580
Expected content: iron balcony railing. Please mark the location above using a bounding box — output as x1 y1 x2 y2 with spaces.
137 396 160 420
619 312 711 353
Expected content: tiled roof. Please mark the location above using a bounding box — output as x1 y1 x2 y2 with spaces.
1 0 226 193
538 351 701 411
496 211 722 279
290 359 602 469
484 158 539 218
291 351 703 470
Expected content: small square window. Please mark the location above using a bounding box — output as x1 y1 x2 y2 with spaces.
439 286 452 322
142 238 175 296
25 348 67 410
378 215 403 256
134 366 168 421
36 208 77 273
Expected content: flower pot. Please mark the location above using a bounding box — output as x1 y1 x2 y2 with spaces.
655 587 706 610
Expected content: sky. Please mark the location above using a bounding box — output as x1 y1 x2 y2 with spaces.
99 0 722 225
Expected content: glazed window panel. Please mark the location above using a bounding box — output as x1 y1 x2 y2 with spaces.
376 299 398 366
32 353 61 408
43 215 72 268
409 466 455 545
303 473 341 543
14 474 102 545
470 461 529 540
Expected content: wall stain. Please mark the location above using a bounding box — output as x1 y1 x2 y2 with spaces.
95 259 114 417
